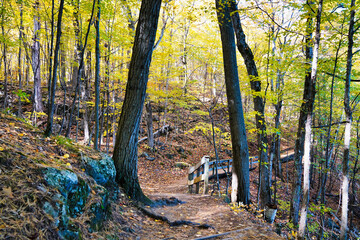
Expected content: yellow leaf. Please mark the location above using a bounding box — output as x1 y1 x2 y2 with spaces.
0 147 4 151
66 163 71 167
63 154 69 159
3 187 13 198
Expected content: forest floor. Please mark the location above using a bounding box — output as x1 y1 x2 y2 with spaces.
0 84 359 239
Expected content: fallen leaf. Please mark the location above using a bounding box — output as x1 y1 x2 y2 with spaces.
63 154 69 159
3 187 13 198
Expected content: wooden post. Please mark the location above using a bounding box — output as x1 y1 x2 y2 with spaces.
203 156 210 194
195 168 200 194
188 169 194 193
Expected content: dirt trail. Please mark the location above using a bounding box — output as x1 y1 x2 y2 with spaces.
139 177 284 239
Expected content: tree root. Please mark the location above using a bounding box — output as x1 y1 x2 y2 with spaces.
138 206 214 229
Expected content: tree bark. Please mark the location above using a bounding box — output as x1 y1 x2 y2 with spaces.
113 0 162 204
215 0 250 205
340 0 355 238
94 0 101 150
290 1 313 226
230 0 270 207
32 0 44 112
66 0 96 138
44 0 65 136
298 1 323 238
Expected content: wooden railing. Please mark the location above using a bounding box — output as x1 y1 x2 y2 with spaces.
188 155 258 194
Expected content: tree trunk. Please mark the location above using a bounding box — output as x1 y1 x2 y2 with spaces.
298 1 323 238
113 0 162 204
32 0 44 112
230 0 270 207
340 0 355 238
215 0 250 205
17 2 24 116
44 0 65 136
94 0 101 150
66 0 96 138
290 1 313 226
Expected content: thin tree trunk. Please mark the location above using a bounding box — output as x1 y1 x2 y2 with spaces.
1 0 8 109
298 1 323 238
47 0 54 108
216 0 250 205
44 0 65 136
17 2 24 116
66 0 97 138
94 0 101 149
290 1 313 225
32 0 44 112
320 15 345 239
230 0 270 207
340 0 355 238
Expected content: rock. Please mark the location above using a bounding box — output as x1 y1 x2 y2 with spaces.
89 185 111 232
174 162 190 169
68 178 90 217
83 154 116 186
43 167 78 196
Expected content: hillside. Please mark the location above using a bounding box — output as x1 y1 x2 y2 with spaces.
0 111 285 239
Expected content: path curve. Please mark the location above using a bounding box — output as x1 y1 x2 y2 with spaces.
140 177 284 239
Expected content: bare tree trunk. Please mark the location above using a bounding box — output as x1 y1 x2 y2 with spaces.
290 1 313 225
340 0 355 238
113 0 162 204
44 0 65 136
216 0 250 205
298 1 323 238
94 0 101 149
230 0 270 207
1 0 8 109
66 0 96 138
32 0 44 112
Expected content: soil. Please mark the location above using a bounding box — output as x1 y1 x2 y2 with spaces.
136 172 284 239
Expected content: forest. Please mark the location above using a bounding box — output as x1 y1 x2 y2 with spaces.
0 0 359 239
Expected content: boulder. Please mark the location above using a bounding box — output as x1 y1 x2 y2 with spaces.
83 154 116 186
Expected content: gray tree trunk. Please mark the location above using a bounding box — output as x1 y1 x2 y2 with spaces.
32 0 44 112
112 0 162 204
340 0 355 239
94 0 101 150
215 0 250 205
230 0 270 207
298 1 323 238
290 1 313 225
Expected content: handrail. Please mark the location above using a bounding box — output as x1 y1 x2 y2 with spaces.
188 155 258 194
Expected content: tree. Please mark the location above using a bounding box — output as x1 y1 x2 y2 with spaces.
112 0 162 204
340 0 356 238
290 0 314 226
31 0 44 112
298 0 323 238
215 0 250 205
230 0 270 207
44 0 65 137
94 0 101 150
